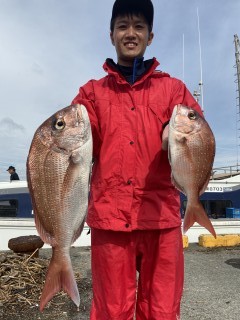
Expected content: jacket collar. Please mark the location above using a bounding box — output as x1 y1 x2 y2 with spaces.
103 57 162 85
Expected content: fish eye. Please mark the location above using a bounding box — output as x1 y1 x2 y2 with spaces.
53 118 65 130
188 111 196 120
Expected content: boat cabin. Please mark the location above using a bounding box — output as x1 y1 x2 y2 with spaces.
0 181 33 219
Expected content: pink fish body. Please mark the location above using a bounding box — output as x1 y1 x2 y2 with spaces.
27 104 92 311
168 104 216 237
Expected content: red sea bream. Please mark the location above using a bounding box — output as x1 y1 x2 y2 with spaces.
168 104 216 237
27 104 92 311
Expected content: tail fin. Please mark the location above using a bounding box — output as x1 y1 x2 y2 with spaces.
39 251 80 312
183 201 216 238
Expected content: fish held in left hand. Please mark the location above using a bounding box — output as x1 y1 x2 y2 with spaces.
26 104 92 311
168 104 216 237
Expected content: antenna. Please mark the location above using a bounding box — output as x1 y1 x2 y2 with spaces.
234 34 240 165
197 7 204 111
193 8 204 112
234 34 240 113
182 33 185 83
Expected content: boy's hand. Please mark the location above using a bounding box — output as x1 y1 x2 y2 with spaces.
162 124 169 150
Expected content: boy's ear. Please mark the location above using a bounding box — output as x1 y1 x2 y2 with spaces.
110 32 115 46
147 32 154 46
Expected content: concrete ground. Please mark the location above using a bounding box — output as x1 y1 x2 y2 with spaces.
2 244 240 319
56 244 240 320
182 244 240 320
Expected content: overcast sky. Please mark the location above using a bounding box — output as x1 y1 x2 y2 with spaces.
0 0 240 181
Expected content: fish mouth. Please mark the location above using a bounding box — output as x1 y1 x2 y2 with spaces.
174 104 189 118
170 105 197 133
73 104 83 127
169 105 178 128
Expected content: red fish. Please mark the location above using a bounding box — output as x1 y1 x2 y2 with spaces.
168 104 216 237
27 104 92 311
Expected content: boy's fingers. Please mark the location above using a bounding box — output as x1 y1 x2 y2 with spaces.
162 124 169 150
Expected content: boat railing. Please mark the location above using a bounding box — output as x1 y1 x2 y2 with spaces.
211 164 240 180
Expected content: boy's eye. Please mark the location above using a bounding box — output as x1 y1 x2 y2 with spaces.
118 24 127 29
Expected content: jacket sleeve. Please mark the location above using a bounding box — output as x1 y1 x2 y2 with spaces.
169 78 203 117
71 80 101 158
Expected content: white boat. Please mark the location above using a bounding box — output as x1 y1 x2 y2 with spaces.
181 166 240 242
0 181 90 250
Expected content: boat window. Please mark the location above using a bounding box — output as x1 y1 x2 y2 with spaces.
209 200 232 219
0 199 18 217
181 199 233 219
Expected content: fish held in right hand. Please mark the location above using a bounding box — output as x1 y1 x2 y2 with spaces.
27 104 93 311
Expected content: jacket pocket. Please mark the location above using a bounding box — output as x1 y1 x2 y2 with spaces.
95 100 122 137
148 103 170 125
90 182 119 219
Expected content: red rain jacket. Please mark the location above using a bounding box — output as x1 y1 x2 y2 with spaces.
72 58 202 232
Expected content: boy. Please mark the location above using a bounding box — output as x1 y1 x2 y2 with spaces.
72 0 202 319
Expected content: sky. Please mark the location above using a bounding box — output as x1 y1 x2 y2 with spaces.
0 0 240 181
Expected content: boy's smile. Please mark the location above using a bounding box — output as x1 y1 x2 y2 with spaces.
110 14 154 66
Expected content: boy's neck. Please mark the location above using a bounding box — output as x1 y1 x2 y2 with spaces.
117 57 144 68
117 56 144 67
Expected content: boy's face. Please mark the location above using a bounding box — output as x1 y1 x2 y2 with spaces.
110 14 154 66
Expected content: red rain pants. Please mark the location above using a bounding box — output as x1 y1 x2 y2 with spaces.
90 227 184 320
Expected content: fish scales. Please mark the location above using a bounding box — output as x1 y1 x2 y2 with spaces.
27 104 92 311
173 132 213 193
168 104 216 237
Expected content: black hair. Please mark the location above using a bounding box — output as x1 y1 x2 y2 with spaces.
110 0 154 32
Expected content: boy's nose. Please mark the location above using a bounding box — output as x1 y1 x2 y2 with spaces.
126 26 136 37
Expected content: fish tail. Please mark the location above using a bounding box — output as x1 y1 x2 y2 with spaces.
183 201 216 238
39 251 80 312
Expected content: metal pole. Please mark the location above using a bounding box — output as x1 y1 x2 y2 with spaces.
234 34 240 113
197 8 204 112
182 33 185 83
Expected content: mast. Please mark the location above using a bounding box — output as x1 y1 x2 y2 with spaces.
182 33 185 83
197 8 204 111
234 34 240 166
193 8 204 113
234 34 240 113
